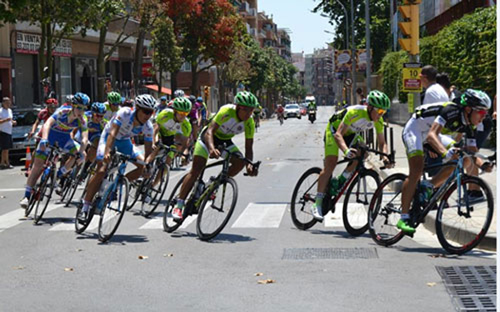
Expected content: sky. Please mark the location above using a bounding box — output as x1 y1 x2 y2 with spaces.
258 0 335 55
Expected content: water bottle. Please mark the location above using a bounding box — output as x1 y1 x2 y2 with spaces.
194 181 205 199
329 178 339 196
418 180 433 204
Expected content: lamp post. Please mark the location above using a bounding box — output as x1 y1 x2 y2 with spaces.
365 0 371 91
350 0 356 104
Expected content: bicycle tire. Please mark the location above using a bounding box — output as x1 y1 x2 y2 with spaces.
343 169 380 236
196 178 238 241
65 163 91 207
290 167 321 230
141 165 170 218
74 201 96 234
126 179 143 211
435 176 494 255
33 169 56 225
368 173 406 246
163 175 186 233
98 177 129 242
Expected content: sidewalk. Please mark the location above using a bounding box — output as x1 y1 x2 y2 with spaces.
367 124 497 251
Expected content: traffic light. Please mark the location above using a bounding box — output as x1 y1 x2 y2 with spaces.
398 0 421 55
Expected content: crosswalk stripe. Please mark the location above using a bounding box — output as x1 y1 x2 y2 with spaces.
231 203 287 228
323 204 343 227
139 214 197 230
0 202 63 232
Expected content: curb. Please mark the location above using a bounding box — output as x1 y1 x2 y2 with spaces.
366 158 496 251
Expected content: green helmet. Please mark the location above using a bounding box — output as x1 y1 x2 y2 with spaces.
107 91 121 104
172 97 192 113
367 90 390 110
234 91 259 108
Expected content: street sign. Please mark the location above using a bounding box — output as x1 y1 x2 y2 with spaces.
402 63 422 92
344 78 353 87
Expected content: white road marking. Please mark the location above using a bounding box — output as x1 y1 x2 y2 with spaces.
231 203 287 228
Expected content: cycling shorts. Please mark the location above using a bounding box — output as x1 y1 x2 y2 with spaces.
160 135 176 159
193 129 240 160
324 122 355 157
36 130 79 160
96 133 142 161
402 117 457 158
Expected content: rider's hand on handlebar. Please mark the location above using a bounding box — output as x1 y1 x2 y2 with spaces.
480 161 494 173
382 156 394 169
209 147 221 159
344 148 357 159
245 163 258 177
443 147 460 162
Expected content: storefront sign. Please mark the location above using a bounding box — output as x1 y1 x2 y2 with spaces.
334 50 352 72
402 63 422 92
356 49 373 72
142 62 153 77
16 32 72 57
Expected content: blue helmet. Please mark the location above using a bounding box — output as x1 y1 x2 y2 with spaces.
160 96 167 101
91 102 106 114
72 92 90 106
197 96 203 102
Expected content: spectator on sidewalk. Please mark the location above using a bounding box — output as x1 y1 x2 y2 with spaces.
436 72 452 100
476 94 496 149
421 65 449 105
0 97 16 169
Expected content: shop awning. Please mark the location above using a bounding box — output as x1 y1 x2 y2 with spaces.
145 84 171 95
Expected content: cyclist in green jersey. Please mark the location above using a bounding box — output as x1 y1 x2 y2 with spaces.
311 90 393 221
172 91 260 220
103 91 121 121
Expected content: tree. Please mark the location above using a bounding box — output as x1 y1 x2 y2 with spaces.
151 16 182 96
0 0 29 25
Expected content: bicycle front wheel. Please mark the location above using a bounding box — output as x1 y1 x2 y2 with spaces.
290 167 321 230
33 170 56 225
196 178 238 241
163 175 186 233
141 166 170 217
436 176 494 255
368 173 406 246
98 177 129 242
343 169 380 236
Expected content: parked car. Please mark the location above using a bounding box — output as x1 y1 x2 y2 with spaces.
284 104 301 119
11 108 41 164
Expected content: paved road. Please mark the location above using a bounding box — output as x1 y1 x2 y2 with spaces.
0 106 495 311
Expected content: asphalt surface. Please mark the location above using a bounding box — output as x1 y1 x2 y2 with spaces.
0 106 495 312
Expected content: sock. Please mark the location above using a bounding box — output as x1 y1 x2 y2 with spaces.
315 192 325 208
82 161 91 173
176 199 185 209
82 200 91 212
24 186 32 199
401 213 410 220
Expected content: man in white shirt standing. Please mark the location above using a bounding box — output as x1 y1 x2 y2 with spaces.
0 97 16 169
421 65 450 104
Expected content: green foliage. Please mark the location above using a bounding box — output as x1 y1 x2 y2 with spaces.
378 50 408 102
151 17 183 79
419 6 496 97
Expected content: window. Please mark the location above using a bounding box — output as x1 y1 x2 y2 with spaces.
60 57 72 101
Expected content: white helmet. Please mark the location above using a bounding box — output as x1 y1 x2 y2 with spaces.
174 89 185 98
135 94 156 110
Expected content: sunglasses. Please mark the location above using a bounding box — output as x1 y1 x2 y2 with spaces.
74 105 86 111
176 110 189 117
376 108 387 115
474 109 488 117
111 102 120 106
95 113 104 118
141 109 154 116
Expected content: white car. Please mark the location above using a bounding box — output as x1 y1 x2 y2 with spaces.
284 104 301 119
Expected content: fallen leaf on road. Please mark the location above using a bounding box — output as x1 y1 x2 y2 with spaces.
428 254 447 258
254 272 264 277
12 266 25 270
266 157 272 161
64 268 74 272
75 248 83 252
163 254 174 257
257 279 275 284
138 255 148 260
426 282 436 287
0 195 5 198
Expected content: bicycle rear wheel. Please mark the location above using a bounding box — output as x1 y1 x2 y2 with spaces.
126 178 143 211
196 178 238 241
368 173 406 246
343 169 380 236
163 175 187 233
74 201 96 234
290 167 320 230
98 177 129 242
66 163 93 207
436 176 494 255
141 166 170 217
33 170 56 224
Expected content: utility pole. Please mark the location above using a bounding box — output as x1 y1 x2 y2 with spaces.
365 0 371 92
350 0 356 105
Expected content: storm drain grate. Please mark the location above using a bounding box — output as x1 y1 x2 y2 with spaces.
282 248 378 260
436 266 496 311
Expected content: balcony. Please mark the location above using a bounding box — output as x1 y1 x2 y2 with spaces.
239 2 250 14
248 8 257 17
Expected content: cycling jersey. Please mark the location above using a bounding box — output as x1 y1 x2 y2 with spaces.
402 102 476 158
156 109 192 138
188 101 203 122
75 111 104 144
35 108 53 137
324 105 384 157
103 101 119 121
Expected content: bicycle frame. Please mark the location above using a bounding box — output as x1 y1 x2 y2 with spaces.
96 155 129 212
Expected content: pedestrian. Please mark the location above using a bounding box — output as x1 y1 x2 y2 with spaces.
0 97 16 169
356 88 366 105
436 72 452 100
421 65 449 105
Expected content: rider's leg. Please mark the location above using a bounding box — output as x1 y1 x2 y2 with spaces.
399 155 424 233
178 155 207 200
228 157 245 177
125 154 145 182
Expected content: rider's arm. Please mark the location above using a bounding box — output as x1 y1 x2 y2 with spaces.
244 138 253 161
333 122 350 154
79 130 88 154
206 122 220 153
153 123 160 144
29 119 40 137
427 122 448 157
41 116 56 140
104 123 119 160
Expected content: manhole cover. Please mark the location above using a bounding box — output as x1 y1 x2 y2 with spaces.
436 266 496 311
282 248 378 260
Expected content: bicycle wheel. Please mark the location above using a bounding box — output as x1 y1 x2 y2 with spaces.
163 175 187 233
368 173 406 246
436 176 494 255
141 165 170 217
290 167 320 230
66 163 92 207
126 178 143 211
33 169 56 225
343 169 380 236
74 201 96 234
196 178 238 241
98 177 129 242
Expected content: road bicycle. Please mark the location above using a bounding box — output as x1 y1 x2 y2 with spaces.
290 135 393 236
163 145 261 241
368 145 495 254
75 150 133 242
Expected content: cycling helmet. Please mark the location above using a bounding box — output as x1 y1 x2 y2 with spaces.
197 96 203 102
173 89 185 98
135 94 156 110
65 94 74 104
91 102 106 114
172 97 192 113
45 98 58 107
234 91 259 108
460 89 491 110
122 99 134 108
367 90 391 110
160 95 167 101
72 92 90 106
107 91 121 104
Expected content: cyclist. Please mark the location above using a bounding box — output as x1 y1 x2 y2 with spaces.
399 89 493 234
307 100 317 112
20 92 90 208
155 95 168 113
172 91 260 220
104 91 121 121
276 104 284 123
253 105 262 129
198 96 208 127
78 94 155 221
28 98 59 140
310 90 393 221
188 95 202 139
167 89 185 108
